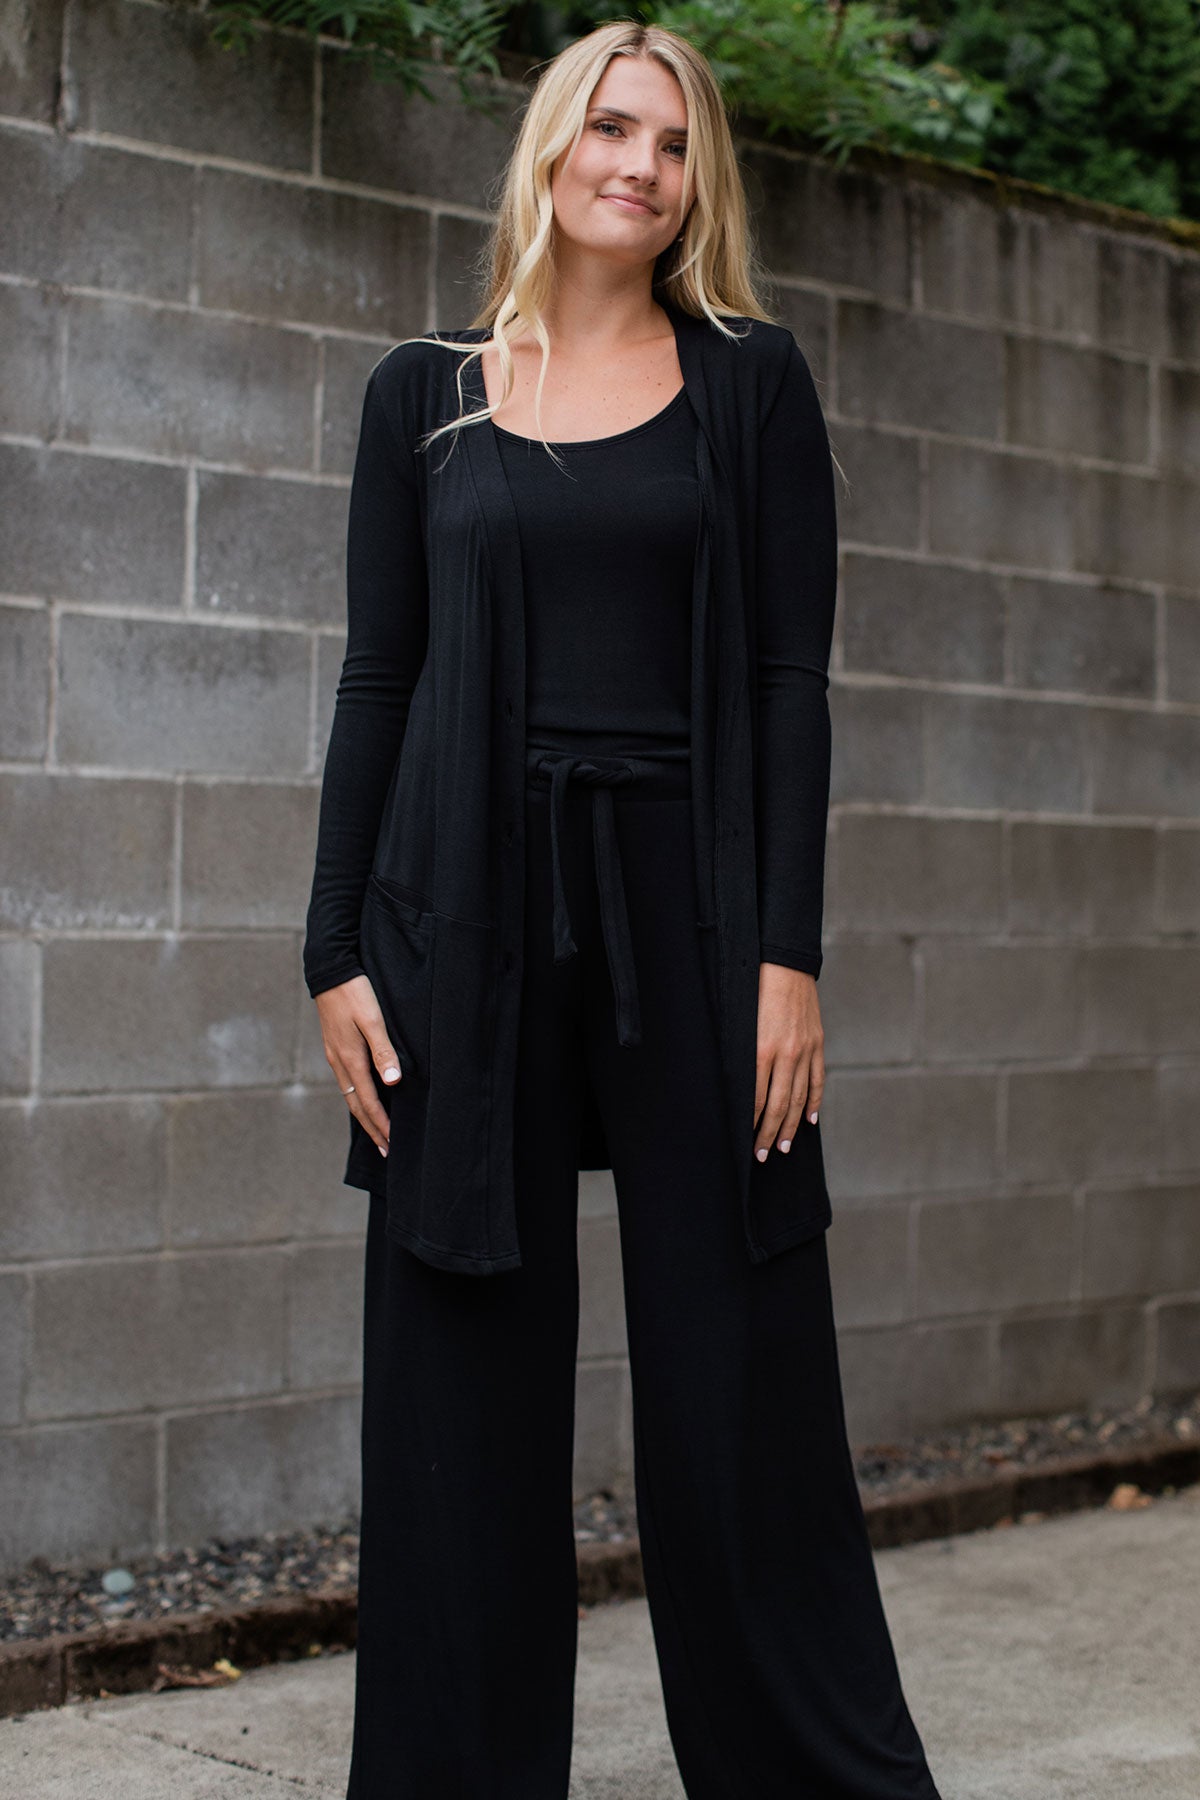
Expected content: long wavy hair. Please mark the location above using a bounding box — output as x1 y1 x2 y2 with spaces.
399 19 778 469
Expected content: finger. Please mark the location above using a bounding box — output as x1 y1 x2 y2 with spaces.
337 1043 391 1157
805 1040 825 1124
754 1045 771 1130
361 1019 402 1089
754 1054 792 1160
777 1052 812 1153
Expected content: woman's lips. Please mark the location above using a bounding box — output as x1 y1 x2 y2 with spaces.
602 194 656 214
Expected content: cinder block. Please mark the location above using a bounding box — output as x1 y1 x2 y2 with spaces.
579 1171 617 1220
28 1248 287 1418
0 127 192 297
1014 215 1100 341
0 1273 26 1425
293 1167 368 1243
820 1070 999 1199
56 613 311 775
0 772 173 930
180 780 319 928
0 444 185 609
195 471 348 625
1005 1065 1158 1188
0 281 59 437
817 941 916 1067
1082 1184 1200 1302
1008 575 1154 698
993 1306 1146 1414
740 149 908 304
1164 594 1200 705
0 603 50 760
1010 821 1157 937
319 337 392 478
838 301 1003 439
914 1193 1078 1317
0 1097 166 1260
1095 234 1173 360
434 212 493 328
1089 705 1200 819
915 187 1018 325
840 553 1005 683
578 1216 628 1362
166 1087 350 1246
196 167 429 337
925 691 1087 811
0 0 64 123
1167 257 1200 366
1075 463 1200 593
573 1360 632 1500
64 295 316 469
838 1320 993 1446
69 0 313 169
825 1202 910 1328
1158 1065 1200 1175
833 814 1004 934
286 1243 364 1389
1005 337 1149 464
297 986 343 1086
767 288 831 384
1082 945 1200 1056
828 684 925 806
928 440 1076 572
922 944 1084 1062
0 1420 157 1573
321 51 519 213
905 1319 995 1433
0 938 35 1094
41 934 299 1093
314 631 347 763
165 1394 360 1543
1154 1301 1200 1393
830 422 921 551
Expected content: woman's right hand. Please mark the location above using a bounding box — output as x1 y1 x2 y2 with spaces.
314 975 402 1159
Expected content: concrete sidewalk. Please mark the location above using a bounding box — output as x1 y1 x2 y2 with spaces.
4 1483 1198 1799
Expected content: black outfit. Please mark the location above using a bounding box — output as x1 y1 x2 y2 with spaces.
301 305 837 1275
342 396 943 1799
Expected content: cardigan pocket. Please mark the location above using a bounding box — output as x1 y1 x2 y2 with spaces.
359 873 436 1083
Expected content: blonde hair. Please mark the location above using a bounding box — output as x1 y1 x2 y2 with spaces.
399 19 778 469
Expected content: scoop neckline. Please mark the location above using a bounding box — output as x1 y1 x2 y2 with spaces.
490 383 688 448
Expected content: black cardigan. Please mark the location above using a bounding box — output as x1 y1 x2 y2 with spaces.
303 295 838 1275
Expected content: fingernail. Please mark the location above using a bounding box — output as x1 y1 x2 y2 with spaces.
755 1147 768 1162
779 1139 791 1153
809 1111 818 1124
378 1143 388 1157
383 1066 400 1082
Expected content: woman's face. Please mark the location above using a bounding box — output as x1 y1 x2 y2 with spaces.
550 55 694 272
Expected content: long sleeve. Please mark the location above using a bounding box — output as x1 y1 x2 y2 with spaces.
753 338 838 980
302 354 430 999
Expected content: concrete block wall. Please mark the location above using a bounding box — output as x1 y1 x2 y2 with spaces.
0 0 1197 1570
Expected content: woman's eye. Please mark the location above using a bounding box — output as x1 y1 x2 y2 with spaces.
592 121 687 157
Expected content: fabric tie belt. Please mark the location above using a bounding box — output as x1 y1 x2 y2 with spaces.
525 747 691 1049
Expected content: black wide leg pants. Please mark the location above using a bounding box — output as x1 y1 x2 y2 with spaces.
346 756 943 1800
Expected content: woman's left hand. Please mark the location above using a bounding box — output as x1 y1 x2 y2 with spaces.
754 963 825 1160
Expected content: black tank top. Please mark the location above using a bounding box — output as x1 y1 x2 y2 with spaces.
492 384 701 762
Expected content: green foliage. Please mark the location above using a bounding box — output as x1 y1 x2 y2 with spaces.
908 0 1200 219
204 0 511 112
640 0 999 169
197 0 1200 222
507 0 1000 169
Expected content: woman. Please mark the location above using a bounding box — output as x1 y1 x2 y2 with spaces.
303 19 944 1800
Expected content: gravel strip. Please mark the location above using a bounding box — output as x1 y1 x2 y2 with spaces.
4 1387 1197 1645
